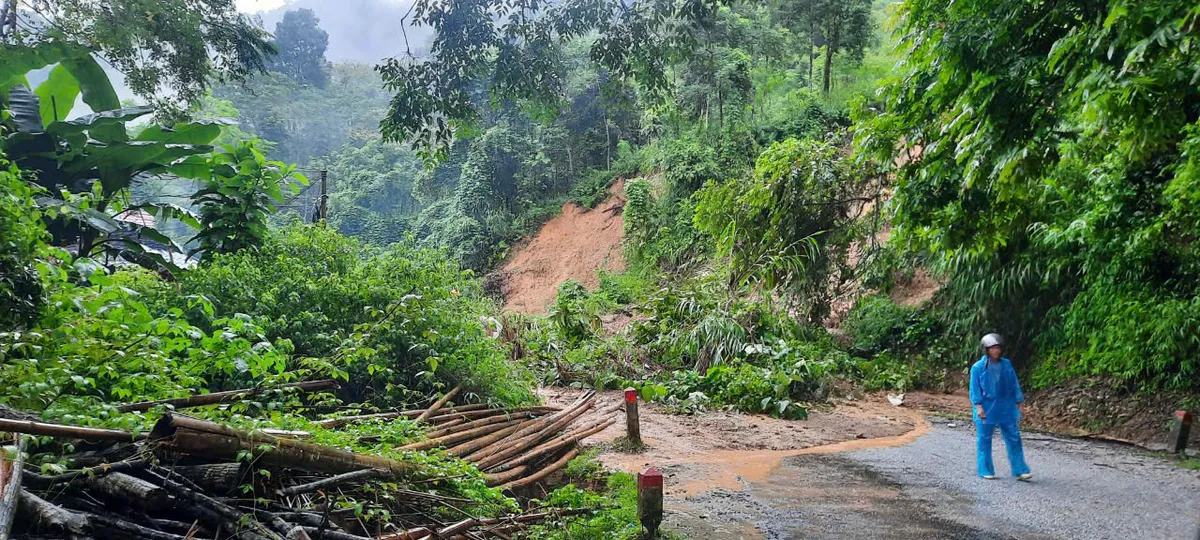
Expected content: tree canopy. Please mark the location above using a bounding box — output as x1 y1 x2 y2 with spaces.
0 0 275 116
271 8 331 88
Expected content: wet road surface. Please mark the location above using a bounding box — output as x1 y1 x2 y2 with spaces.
666 417 1200 539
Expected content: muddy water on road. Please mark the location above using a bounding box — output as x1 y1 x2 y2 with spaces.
540 388 939 538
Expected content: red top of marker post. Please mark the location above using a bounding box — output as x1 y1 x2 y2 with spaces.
638 467 663 488
1177 410 1193 424
624 388 638 403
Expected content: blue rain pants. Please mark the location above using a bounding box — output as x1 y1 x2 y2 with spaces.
976 420 1031 477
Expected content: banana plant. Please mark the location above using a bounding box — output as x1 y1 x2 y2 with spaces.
0 45 226 274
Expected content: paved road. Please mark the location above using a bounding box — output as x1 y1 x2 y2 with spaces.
667 417 1200 539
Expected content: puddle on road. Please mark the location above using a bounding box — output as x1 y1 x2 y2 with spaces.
603 409 932 496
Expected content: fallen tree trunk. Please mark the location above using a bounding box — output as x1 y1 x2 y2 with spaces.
83 472 169 512
169 463 247 494
118 380 339 413
23 459 149 489
152 414 417 477
414 385 461 423
19 490 195 540
0 418 141 442
145 468 280 540
0 434 27 540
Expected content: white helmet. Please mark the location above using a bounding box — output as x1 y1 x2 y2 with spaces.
981 333 1004 350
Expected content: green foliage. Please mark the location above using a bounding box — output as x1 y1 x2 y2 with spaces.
856 0 1200 391
0 155 47 329
0 267 299 429
563 449 605 481
522 473 646 540
191 141 307 255
376 0 718 163
634 342 845 420
548 280 603 348
172 223 535 406
694 135 866 322
569 169 618 209
2 0 274 113
1 64 236 273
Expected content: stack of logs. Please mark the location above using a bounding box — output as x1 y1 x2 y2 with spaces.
0 384 614 540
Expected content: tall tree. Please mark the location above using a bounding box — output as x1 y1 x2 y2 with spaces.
0 0 274 116
781 0 873 93
377 0 721 163
271 8 330 88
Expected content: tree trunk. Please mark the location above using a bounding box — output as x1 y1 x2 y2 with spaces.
823 30 837 95
151 413 417 477
0 434 26 540
83 472 169 512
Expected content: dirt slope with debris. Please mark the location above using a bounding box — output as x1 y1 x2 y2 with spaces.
496 180 627 314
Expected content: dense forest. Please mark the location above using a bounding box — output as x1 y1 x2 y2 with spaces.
1 0 1198 538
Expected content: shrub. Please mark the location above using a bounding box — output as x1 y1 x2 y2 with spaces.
0 156 47 329
172 223 535 405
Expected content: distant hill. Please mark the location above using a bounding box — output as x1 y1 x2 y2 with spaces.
253 0 434 64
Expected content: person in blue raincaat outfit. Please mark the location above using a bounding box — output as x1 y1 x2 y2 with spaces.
969 333 1032 480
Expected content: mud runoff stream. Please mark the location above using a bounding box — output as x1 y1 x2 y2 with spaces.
541 389 1200 540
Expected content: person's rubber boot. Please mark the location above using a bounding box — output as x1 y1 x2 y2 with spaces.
1017 473 1033 482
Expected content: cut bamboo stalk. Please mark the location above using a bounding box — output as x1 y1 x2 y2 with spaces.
423 411 539 441
414 385 462 423
486 418 614 473
424 406 554 426
398 419 524 452
118 380 338 413
0 434 27 540
500 448 579 490
472 398 594 468
446 424 525 457
276 468 387 497
151 413 416 477
505 392 592 442
315 404 488 430
483 465 528 487
0 418 142 442
23 459 149 489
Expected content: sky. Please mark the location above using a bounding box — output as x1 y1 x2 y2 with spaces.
236 0 289 13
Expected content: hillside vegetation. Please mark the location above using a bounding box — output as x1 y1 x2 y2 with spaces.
1 0 1198 537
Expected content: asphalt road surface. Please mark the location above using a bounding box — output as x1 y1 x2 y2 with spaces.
667 417 1200 539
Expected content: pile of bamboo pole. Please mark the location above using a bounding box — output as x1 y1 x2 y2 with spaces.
0 386 613 540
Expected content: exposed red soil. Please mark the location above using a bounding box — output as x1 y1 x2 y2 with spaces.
497 181 627 314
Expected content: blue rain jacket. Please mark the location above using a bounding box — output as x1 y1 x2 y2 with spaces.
969 356 1023 425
